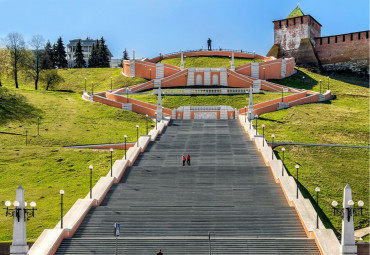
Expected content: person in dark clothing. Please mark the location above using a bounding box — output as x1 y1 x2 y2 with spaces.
207 38 212 51
157 249 163 255
182 155 186 166
187 154 191 165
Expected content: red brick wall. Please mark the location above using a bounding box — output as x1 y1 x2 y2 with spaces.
235 63 252 76
161 70 188 87
314 31 370 65
163 64 181 77
227 70 253 88
123 61 130 76
260 60 282 79
135 61 156 79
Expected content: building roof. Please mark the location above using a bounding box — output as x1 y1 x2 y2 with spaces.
287 4 304 18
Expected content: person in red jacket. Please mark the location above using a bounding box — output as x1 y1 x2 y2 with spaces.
187 154 191 166
182 155 186 166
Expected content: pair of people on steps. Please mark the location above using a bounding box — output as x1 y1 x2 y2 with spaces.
182 154 191 166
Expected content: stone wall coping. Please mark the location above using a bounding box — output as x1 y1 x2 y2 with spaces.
137 136 151 152
54 199 94 230
313 229 341 255
126 146 140 164
84 177 114 203
105 159 129 182
148 129 159 141
293 199 325 231
28 229 64 255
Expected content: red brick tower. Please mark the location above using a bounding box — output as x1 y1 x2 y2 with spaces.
267 4 322 67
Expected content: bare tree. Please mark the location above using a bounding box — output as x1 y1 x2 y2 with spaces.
29 35 45 90
4 32 26 88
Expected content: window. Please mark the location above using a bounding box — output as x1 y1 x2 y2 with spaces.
294 18 296 25
335 36 337 43
328 37 330 44
279 21 281 28
286 19 289 27
358 33 361 40
350 33 353 41
343 35 345 42
320 38 322 45
300 16 303 24
366 31 369 39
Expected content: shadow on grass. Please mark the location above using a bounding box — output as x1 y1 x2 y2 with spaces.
54 89 74 93
0 87 43 125
322 70 369 88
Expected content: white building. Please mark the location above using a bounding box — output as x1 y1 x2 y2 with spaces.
66 38 113 68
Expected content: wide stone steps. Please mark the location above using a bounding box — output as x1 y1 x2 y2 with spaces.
56 120 319 254
55 238 320 255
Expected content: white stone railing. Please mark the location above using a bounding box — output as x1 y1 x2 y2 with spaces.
153 87 254 95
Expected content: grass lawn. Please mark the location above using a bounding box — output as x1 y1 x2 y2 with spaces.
130 91 293 109
1 68 147 94
258 68 369 233
159 56 262 68
0 85 154 242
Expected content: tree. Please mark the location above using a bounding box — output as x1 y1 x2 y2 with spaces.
74 40 86 68
0 45 11 87
42 41 54 70
29 35 45 90
99 37 110 67
88 40 99 68
55 37 68 68
4 32 27 88
40 69 64 90
119 48 129 67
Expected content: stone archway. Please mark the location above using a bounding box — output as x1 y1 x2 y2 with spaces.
212 74 219 85
196 74 202 85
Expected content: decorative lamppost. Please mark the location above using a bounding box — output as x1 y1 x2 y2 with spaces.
255 115 258 135
271 134 275 159
136 125 139 147
84 77 87 92
263 67 266 80
4 186 37 255
91 81 94 95
124 135 127 159
110 77 113 91
295 164 300 199
262 125 265 147
319 79 322 94
60 190 64 228
331 185 365 254
89 165 93 199
327 76 330 90
244 106 247 123
126 88 130 103
149 69 152 80
315 187 320 229
302 76 305 85
145 114 149 135
281 147 285 176
110 148 113 177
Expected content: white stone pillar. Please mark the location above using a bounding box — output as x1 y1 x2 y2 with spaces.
10 186 29 255
156 87 163 122
180 50 184 71
231 51 235 71
248 86 254 120
340 185 357 255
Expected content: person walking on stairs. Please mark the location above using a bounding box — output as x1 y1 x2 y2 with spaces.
182 155 186 166
187 154 191 165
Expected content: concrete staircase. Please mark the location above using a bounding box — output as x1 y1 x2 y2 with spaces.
55 120 320 254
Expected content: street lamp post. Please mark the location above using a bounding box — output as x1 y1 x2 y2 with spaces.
262 125 265 147
244 106 247 123
281 147 285 176
110 77 113 91
60 190 64 228
84 77 87 92
271 134 275 159
149 69 152 80
89 165 93 199
126 88 130 103
319 79 322 94
281 87 284 102
263 67 266 80
302 76 305 85
295 165 300 199
110 148 113 177
136 125 139 147
124 135 127 159
91 81 94 95
255 115 258 135
315 187 320 229
327 76 330 90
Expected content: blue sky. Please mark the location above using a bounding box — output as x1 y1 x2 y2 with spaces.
0 0 368 59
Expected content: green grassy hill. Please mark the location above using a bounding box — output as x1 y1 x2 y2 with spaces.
158 56 262 68
1 68 146 93
0 71 152 242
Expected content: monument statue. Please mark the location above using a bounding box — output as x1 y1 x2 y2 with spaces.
207 38 212 51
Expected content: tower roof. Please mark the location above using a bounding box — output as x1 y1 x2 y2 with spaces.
287 4 305 18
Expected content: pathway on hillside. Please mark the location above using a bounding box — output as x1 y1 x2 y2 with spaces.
55 120 320 254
